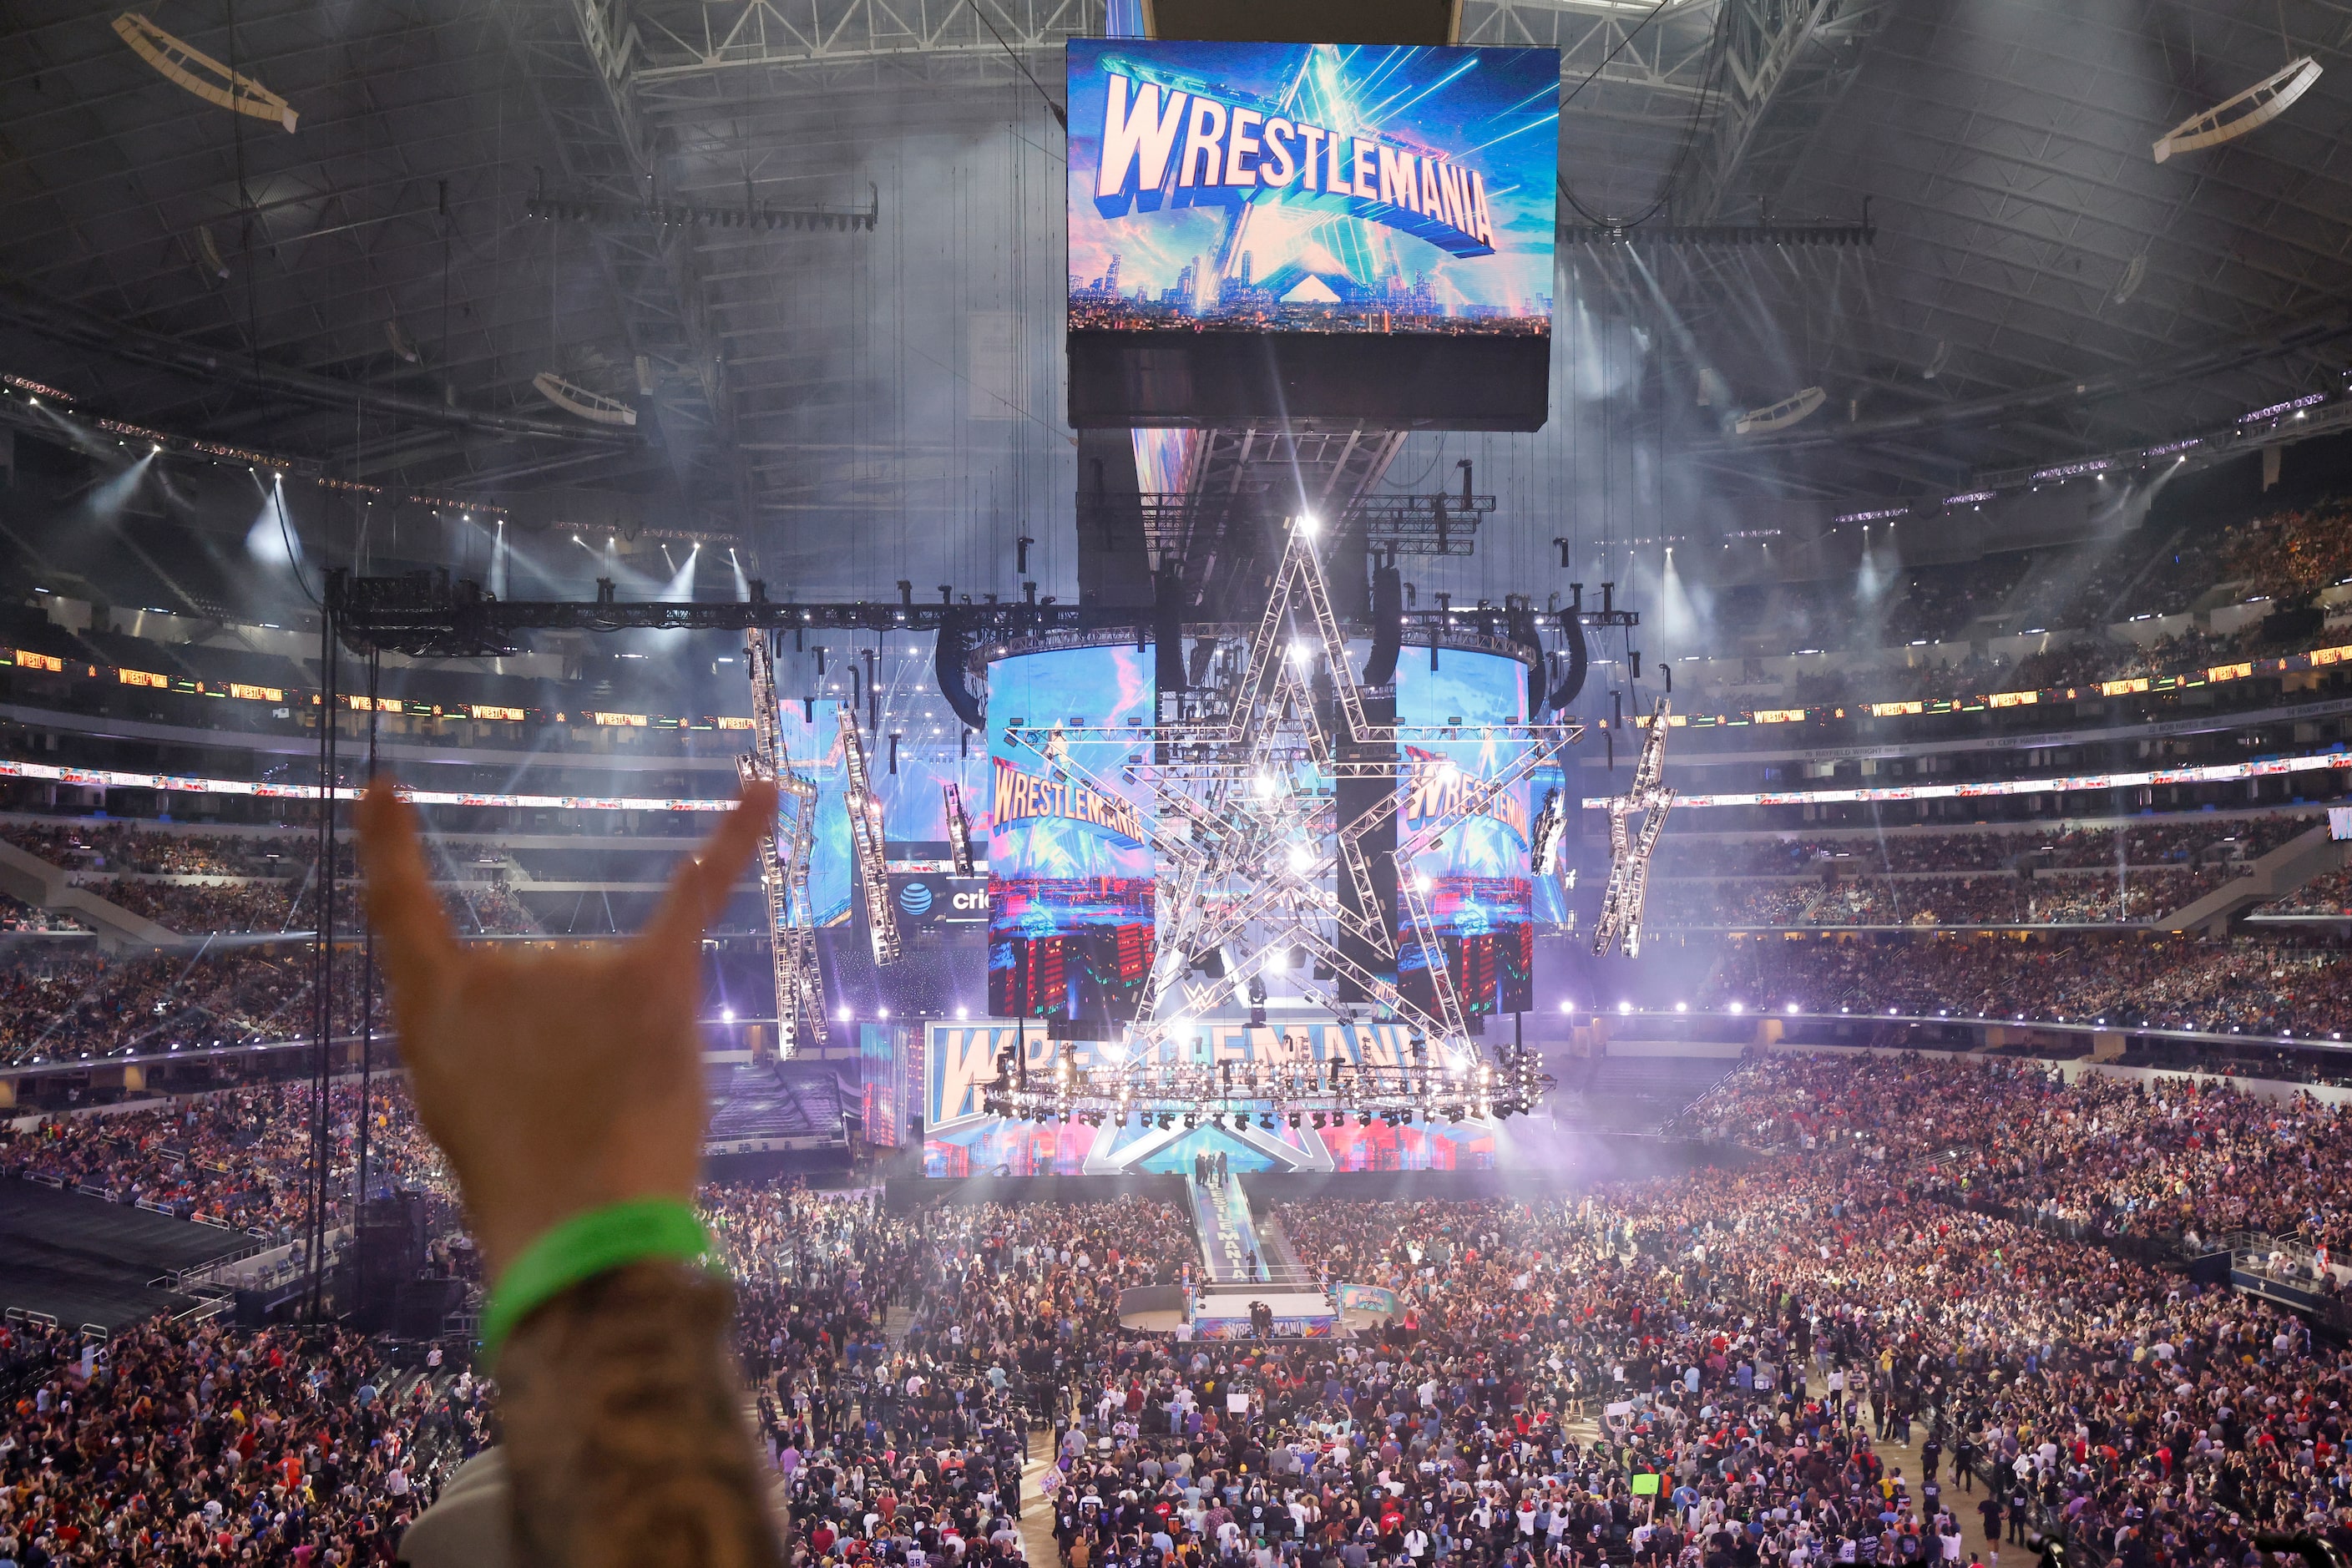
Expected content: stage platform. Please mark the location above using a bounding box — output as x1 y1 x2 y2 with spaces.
0 1179 240 1329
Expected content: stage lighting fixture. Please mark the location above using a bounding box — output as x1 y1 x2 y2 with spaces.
1357 1112 1371 1127
1183 1115 1196 1130
1259 1114 1275 1130
1287 1113 1301 1129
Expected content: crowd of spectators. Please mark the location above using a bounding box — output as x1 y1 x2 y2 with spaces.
2259 869 2352 918
1655 817 2315 880
1669 499 2352 713
705 1187 1201 1568
0 1313 492 1564
2121 501 2352 620
0 821 537 936
1650 869 2233 928
0 948 373 1065
15 1046 2352 1568
95 877 296 933
1665 1050 2352 1253
0 822 307 878
0 1079 448 1237
1699 933 2352 1036
0 895 81 935
1020 1156 2352 1568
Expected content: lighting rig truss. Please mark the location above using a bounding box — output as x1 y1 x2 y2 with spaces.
1591 695 1675 959
321 567 1555 661
980 1029 1551 1129
943 781 977 876
835 704 901 967
733 630 826 1055
992 515 1581 1114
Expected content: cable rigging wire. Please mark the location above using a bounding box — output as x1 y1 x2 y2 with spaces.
1556 0 1736 230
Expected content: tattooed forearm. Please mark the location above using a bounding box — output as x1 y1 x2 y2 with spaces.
498 1262 786 1568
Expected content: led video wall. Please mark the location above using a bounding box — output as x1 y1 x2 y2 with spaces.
1066 39 1560 428
776 701 853 928
984 645 1157 1024
1395 649 1535 1016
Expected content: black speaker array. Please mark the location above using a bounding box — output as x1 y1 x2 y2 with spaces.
1362 565 1403 686
1155 567 1187 693
1548 609 1589 711
933 615 987 731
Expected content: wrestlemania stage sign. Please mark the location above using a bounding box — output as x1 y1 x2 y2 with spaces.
921 1020 1500 1178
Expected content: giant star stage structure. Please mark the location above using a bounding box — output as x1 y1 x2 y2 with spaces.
980 515 1572 1125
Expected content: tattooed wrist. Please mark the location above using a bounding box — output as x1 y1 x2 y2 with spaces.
498 1261 785 1568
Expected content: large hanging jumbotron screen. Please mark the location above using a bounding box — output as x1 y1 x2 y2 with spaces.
1395 648 1535 1016
1069 40 1558 335
985 645 1157 1024
1066 38 1560 427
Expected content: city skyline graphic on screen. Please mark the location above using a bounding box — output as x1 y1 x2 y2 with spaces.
1068 40 1559 336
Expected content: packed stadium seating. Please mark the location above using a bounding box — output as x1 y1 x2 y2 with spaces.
2 1037 2349 1568
1697 931 2352 1035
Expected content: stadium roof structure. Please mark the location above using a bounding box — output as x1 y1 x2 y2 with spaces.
2 0 2349 585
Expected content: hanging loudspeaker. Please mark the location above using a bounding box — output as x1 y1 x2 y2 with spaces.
1154 568 1186 693
934 615 986 731
1549 609 1588 711
1363 565 1403 685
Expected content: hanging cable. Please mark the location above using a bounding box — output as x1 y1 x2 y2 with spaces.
968 0 1066 129
1558 0 1735 230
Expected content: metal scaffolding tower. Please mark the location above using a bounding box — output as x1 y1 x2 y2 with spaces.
735 630 826 1056
837 704 902 968
1591 696 1676 960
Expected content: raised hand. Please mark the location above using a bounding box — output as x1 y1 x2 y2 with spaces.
356 776 779 1277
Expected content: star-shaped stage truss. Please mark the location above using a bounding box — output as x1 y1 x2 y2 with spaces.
996 516 1582 1062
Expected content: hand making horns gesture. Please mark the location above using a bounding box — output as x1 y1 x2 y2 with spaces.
356 776 780 1277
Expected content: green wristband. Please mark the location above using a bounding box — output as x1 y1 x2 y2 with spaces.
478 1197 711 1367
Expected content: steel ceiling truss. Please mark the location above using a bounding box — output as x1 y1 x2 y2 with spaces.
1681 0 1894 222
615 0 1723 91
500 0 746 512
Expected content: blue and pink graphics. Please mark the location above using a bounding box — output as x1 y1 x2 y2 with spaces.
984 645 1157 1023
